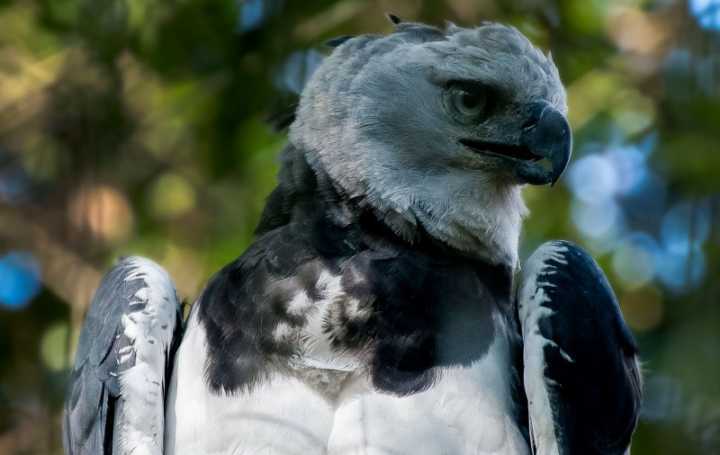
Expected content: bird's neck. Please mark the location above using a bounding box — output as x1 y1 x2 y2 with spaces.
256 145 521 273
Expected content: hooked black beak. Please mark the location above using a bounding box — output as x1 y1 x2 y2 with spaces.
516 101 572 186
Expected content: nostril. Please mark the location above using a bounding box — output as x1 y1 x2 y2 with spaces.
521 118 537 131
522 101 552 131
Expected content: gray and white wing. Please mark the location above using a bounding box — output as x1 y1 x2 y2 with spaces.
517 241 642 455
63 257 182 455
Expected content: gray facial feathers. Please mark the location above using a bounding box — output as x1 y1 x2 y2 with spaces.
290 21 567 267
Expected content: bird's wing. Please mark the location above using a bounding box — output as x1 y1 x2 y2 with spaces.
63 257 182 455
517 240 642 455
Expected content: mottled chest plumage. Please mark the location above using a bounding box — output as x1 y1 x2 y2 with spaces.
197 229 516 397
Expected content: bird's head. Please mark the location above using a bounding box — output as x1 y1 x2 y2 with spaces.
290 18 571 267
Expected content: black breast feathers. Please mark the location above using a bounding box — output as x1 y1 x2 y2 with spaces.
197 145 514 396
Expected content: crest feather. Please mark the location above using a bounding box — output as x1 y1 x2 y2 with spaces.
386 13 403 26
325 35 353 48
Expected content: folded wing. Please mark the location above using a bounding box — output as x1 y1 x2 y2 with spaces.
63 257 182 455
518 241 642 455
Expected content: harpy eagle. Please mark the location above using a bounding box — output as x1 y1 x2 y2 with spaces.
63 17 642 455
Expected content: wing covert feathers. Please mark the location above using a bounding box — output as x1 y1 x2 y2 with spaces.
63 257 181 455
518 240 641 455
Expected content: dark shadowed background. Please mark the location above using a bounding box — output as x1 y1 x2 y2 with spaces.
0 0 718 453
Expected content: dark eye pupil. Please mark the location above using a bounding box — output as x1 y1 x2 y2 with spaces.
462 92 481 109
446 86 488 119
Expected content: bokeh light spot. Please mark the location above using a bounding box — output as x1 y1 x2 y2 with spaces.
568 154 619 204
690 0 720 30
0 166 30 204
68 184 134 243
0 251 42 310
661 201 711 255
40 321 69 372
607 7 670 56
275 50 324 94
612 232 659 290
571 198 623 240
621 287 664 332
148 173 197 219
239 0 267 32
607 145 648 195
653 201 709 293
655 247 706 293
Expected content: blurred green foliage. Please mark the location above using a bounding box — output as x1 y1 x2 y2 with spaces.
0 0 718 453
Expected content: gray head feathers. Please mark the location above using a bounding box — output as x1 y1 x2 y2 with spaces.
290 20 567 267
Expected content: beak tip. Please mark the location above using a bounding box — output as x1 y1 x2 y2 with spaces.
520 103 572 187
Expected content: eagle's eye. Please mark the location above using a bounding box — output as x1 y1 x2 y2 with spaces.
445 84 488 123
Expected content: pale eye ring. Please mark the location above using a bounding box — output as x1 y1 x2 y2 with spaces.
446 86 488 121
